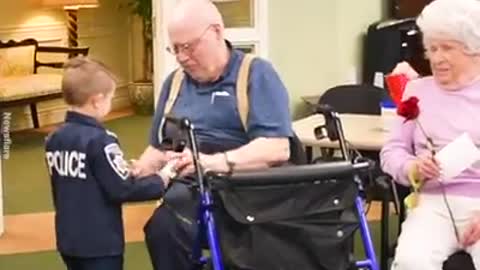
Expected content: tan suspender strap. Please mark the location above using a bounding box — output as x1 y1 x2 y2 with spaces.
157 69 184 208
163 69 185 115
236 54 255 131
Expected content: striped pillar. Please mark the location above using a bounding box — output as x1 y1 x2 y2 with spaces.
65 9 79 47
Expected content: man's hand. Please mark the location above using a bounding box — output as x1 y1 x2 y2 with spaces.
173 150 230 177
462 212 480 247
392 61 420 80
200 153 229 173
131 147 181 177
174 149 195 177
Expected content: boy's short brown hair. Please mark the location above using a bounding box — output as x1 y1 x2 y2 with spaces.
62 56 118 106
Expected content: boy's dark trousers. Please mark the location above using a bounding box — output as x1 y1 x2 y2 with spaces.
61 254 123 270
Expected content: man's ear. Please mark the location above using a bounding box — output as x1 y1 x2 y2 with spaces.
211 24 223 41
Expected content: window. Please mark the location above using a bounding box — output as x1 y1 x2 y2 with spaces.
233 44 256 54
214 0 254 28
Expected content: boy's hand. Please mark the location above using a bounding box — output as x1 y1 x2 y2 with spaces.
132 149 184 178
130 159 155 177
131 147 169 177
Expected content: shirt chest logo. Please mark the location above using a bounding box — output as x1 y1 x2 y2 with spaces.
211 90 231 104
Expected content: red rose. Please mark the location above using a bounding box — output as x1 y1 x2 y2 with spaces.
397 96 419 121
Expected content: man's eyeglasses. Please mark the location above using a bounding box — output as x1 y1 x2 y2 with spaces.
166 25 212 55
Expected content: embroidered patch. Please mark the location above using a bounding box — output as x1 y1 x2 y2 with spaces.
106 130 118 139
104 143 130 180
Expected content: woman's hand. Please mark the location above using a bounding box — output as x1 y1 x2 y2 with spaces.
462 212 480 247
392 61 420 80
413 153 442 181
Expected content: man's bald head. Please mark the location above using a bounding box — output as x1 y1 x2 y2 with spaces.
166 0 230 82
168 0 224 37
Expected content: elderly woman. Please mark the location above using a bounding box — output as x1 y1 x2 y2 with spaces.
380 0 480 269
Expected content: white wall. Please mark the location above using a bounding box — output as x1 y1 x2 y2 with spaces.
268 0 387 118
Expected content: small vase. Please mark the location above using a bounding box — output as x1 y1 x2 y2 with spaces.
128 82 154 115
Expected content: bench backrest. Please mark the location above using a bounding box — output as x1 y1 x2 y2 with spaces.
0 39 38 77
0 38 90 77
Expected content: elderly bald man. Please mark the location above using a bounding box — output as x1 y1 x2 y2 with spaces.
133 0 293 269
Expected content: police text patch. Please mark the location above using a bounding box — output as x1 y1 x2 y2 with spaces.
45 150 87 179
104 143 130 180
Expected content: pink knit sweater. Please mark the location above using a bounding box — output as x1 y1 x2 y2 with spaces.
380 76 480 197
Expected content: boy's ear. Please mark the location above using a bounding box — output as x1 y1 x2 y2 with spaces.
89 93 104 108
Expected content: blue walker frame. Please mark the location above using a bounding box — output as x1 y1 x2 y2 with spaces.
165 111 379 270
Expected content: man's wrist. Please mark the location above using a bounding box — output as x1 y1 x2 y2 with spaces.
224 151 235 174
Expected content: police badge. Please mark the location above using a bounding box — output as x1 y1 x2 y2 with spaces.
104 143 130 180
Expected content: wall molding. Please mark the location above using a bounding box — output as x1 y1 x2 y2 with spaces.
0 22 65 44
0 22 64 35
0 21 129 43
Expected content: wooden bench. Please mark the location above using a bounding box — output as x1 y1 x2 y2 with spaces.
0 39 89 128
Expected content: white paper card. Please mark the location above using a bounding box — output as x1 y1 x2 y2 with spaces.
435 133 480 179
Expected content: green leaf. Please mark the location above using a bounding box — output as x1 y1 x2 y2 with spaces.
127 0 152 23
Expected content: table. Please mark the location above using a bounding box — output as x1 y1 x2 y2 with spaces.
292 113 393 151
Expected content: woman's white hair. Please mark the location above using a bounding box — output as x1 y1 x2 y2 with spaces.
417 0 480 54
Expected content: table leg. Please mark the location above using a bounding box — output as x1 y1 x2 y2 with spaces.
305 146 313 163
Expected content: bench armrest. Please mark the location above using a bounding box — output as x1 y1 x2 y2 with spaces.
35 46 90 72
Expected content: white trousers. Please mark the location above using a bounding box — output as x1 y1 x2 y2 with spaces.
392 193 480 270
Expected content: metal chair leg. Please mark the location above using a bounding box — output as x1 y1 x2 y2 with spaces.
380 195 390 270
29 103 40 128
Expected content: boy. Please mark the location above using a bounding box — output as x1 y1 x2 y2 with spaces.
45 56 171 270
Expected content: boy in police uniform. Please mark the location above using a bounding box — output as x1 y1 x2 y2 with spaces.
45 57 172 270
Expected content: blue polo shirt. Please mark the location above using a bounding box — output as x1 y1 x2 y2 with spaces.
149 46 292 153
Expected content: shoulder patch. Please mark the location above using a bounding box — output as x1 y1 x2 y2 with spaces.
104 143 130 180
106 130 118 139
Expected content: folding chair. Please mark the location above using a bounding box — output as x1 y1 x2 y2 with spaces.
163 112 379 270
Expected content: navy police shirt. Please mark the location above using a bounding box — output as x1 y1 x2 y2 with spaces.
45 111 165 257
149 43 293 154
